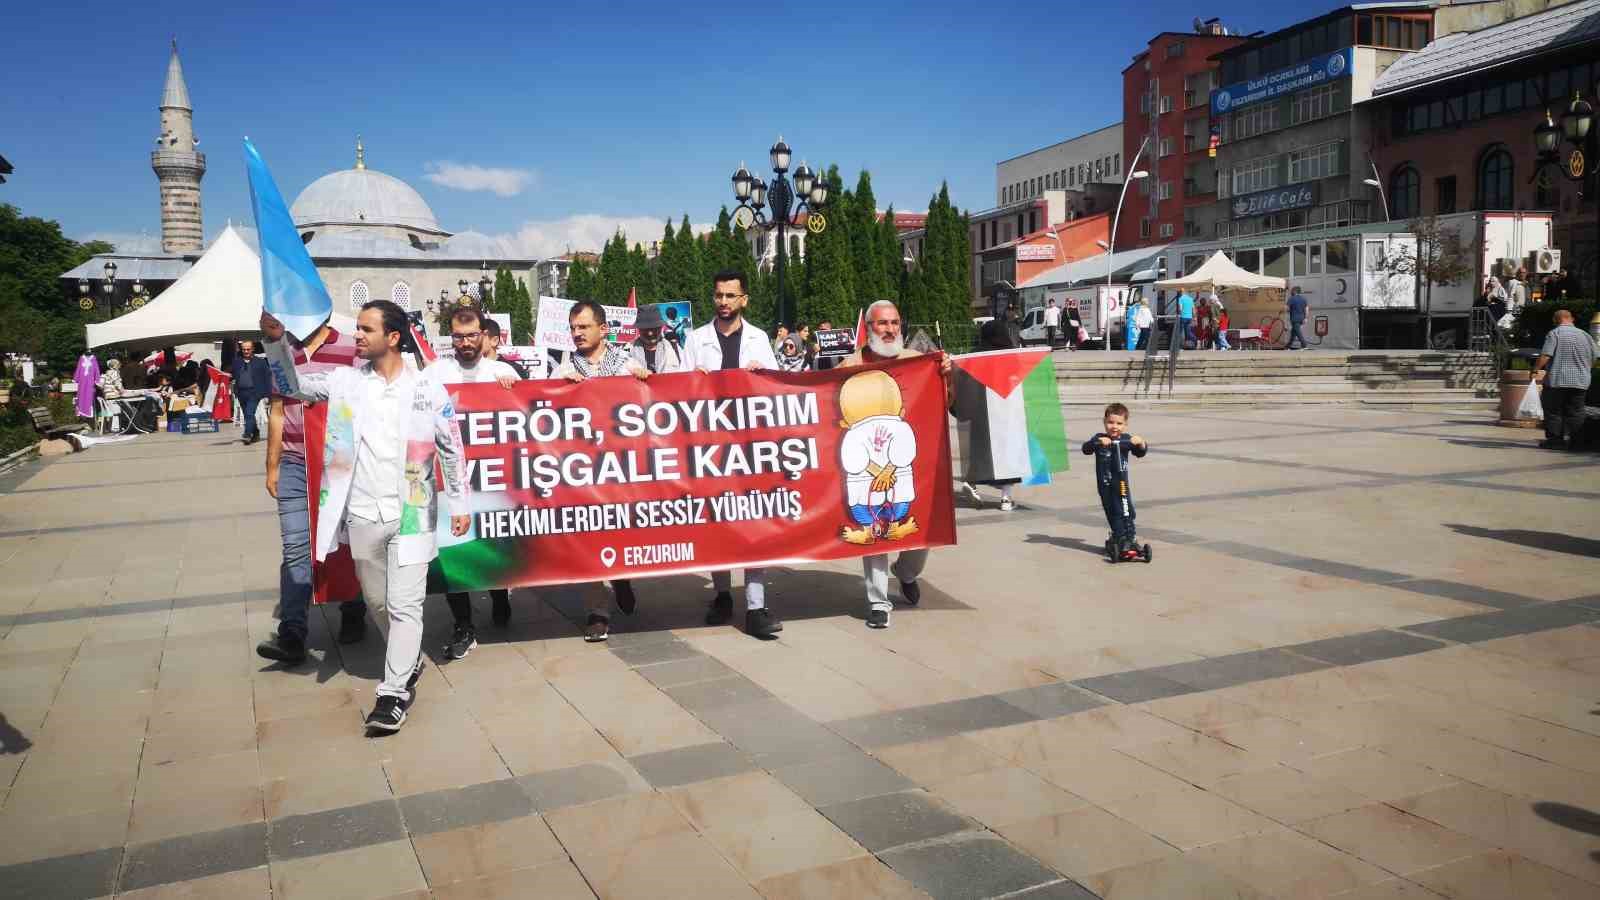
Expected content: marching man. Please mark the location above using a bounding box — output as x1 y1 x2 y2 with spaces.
261 303 469 734
682 269 783 639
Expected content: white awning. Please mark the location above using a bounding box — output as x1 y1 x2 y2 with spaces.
1154 251 1286 292
86 225 265 350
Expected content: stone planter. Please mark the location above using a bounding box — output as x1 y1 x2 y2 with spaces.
1497 369 1541 427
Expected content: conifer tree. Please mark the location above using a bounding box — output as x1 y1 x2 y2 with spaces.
628 242 653 303
673 214 701 303
566 255 595 301
878 203 905 306
797 164 854 328
850 171 888 303
512 278 534 344
594 232 628 306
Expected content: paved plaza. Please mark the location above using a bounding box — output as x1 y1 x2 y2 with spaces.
1 405 1598 899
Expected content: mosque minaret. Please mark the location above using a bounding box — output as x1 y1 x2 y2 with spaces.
151 39 206 253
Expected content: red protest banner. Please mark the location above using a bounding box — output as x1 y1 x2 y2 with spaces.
311 354 955 593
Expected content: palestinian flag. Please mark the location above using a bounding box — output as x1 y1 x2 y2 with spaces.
952 348 1068 485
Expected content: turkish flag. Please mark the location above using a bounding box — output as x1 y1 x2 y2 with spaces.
853 307 867 349
204 365 234 421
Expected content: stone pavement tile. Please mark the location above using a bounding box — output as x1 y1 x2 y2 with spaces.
479 710 624 777
635 654 737 688
1405 603 1600 645
995 807 1179 882
770 751 916 808
722 653 895 722
141 708 258 768
0 846 122 900
376 724 512 798
119 821 269 893
1289 630 1448 667
827 708 949 748
1390 579 1538 610
0 768 135 823
263 761 393 821
703 808 867 882
571 829 760 900
1377 723 1600 809
517 760 648 812
877 832 1064 899
1325 880 1449 899
11 731 144 785
662 674 774 712
1157 648 1335 692
1206 714 1359 766
1208 766 1376 826
816 790 976 853
267 798 405 861
411 814 567 887
1083 854 1275 900
1295 748 1461 803
609 637 703 667
994 682 1109 719
1118 732 1281 787
1392 782 1600 885
127 751 266 845
913 693 1041 736
872 735 1003 785
699 702 859 768
1071 668 1198 703
1048 704 1200 749
544 789 693 872
1411 851 1600 899
1138 693 1265 730
429 859 596 900
1187 828 1393 898
1474 625 1600 665
396 778 533 836
1094 780 1282 850
754 854 929 900
665 770 815 832
1299 805 1490 877
117 865 272 900
928 766 1090 829
627 741 753 789
268 839 427 900
1006 881 1103 899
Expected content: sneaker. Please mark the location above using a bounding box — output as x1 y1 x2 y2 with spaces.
745 606 783 638
960 482 984 504
585 613 610 642
705 591 734 625
999 496 1016 512
491 592 511 627
866 608 891 629
899 579 921 607
443 623 478 660
365 695 407 733
338 606 367 645
1537 439 1565 450
614 580 637 615
256 634 307 665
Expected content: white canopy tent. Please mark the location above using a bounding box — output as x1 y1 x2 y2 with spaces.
86 225 265 351
1154 251 1286 292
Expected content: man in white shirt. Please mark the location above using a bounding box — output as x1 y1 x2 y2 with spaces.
430 307 521 660
262 301 469 733
1043 299 1061 349
682 270 782 639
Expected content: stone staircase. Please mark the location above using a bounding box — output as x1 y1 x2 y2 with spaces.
1053 350 1499 410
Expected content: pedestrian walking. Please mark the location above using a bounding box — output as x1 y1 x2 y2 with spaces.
1284 287 1310 350
1043 299 1061 349
1533 308 1595 450
230 340 271 443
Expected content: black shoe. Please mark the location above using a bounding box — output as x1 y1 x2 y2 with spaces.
585 613 610 642
899 580 921 606
866 609 890 629
614 580 637 615
339 606 367 644
705 591 734 625
256 634 307 664
491 592 511 627
745 607 783 639
365 695 407 733
443 623 478 660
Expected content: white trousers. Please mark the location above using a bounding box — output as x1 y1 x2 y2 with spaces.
864 550 929 613
345 515 428 702
712 569 767 610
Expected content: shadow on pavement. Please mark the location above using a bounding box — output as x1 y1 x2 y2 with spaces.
1442 437 1540 450
0 713 32 754
1024 533 1111 559
1445 524 1600 558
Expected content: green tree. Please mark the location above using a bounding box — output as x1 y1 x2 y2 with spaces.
594 232 630 306
629 243 654 305
0 204 112 366
490 267 516 315
512 278 534 344
877 203 905 306
672 214 702 303
566 255 595 301
849 171 890 304
797 164 855 328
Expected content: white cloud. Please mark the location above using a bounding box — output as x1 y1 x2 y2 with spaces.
489 214 708 259
423 162 537 197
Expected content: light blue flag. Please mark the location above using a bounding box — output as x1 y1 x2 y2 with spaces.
244 139 331 343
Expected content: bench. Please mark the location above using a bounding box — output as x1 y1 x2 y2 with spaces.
28 406 89 444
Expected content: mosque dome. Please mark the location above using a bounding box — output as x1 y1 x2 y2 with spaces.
291 165 447 237
438 230 520 260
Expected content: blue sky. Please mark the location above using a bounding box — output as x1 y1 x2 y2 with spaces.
4 0 1328 257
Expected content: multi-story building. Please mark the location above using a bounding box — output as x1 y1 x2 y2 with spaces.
995 124 1124 212
1364 0 1599 298
1118 19 1247 251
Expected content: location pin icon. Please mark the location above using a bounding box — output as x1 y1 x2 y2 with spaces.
599 547 617 568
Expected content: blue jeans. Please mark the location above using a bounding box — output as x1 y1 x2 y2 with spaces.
241 393 264 438
1287 320 1307 348
277 455 363 641
1178 318 1196 348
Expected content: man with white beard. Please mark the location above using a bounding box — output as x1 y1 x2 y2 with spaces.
837 299 951 629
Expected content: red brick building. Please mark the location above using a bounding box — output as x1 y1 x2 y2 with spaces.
1364 1 1598 296
1117 21 1247 251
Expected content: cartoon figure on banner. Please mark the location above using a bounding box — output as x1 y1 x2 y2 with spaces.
837 370 918 544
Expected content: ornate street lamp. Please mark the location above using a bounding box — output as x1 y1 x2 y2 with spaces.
730 135 828 328
101 260 117 312
130 278 147 309
78 276 92 311
1533 84 1600 298
457 278 470 304
478 261 493 304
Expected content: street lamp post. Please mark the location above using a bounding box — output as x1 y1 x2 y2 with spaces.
101 261 117 314
479 261 493 306
1534 85 1599 298
1363 161 1390 222
1104 137 1150 348
731 136 829 329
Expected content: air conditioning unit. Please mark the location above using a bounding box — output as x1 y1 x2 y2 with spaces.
1530 248 1561 274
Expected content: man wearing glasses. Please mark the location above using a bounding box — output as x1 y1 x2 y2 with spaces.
431 307 520 660
682 270 783 639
